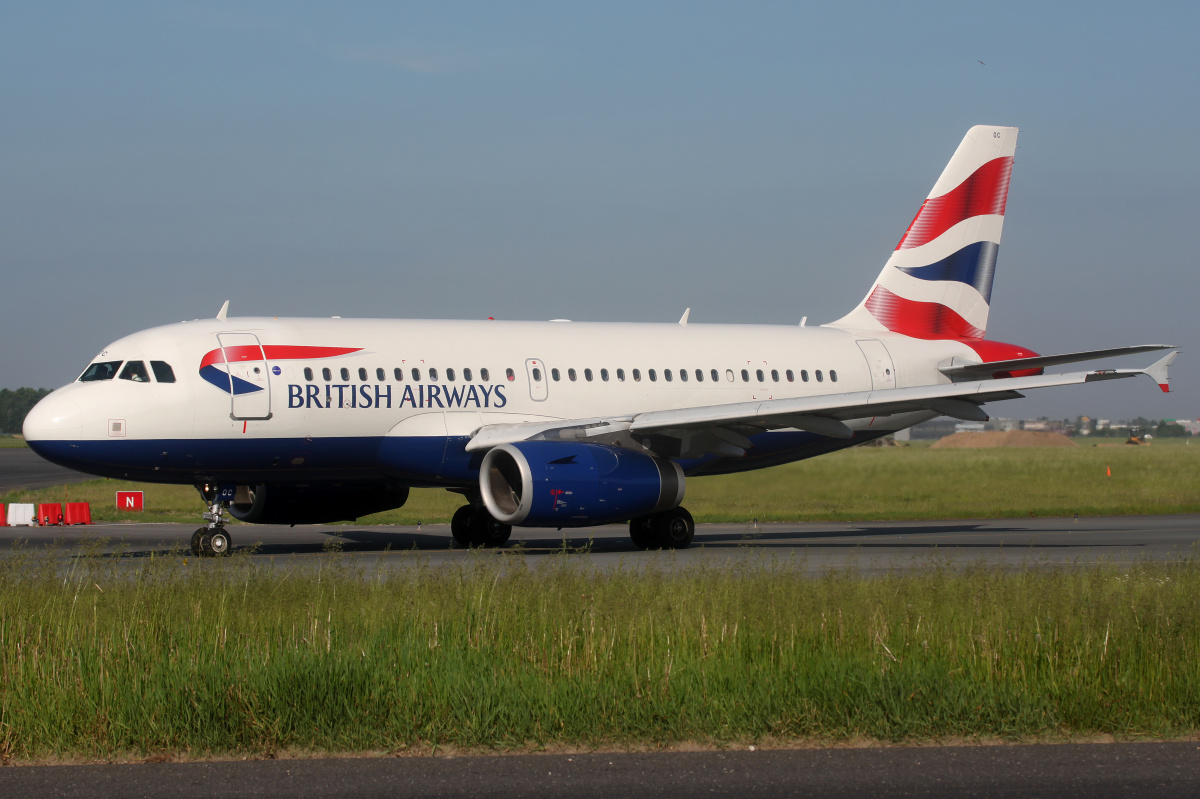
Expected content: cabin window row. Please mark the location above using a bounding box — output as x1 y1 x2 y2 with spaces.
546 367 838 384
300 364 838 385
303 366 517 383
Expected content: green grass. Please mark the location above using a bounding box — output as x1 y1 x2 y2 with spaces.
5 441 1198 524
1 549 1198 759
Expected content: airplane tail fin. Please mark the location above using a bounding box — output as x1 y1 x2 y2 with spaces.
829 125 1018 339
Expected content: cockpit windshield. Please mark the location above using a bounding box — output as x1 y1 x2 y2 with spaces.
79 361 122 382
150 361 176 383
119 361 150 382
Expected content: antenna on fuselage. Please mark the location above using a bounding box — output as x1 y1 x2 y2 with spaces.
216 300 229 322
678 308 691 327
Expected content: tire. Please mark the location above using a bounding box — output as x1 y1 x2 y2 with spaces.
190 528 205 556
651 507 695 549
451 505 475 547
208 529 232 557
469 508 512 548
628 516 655 550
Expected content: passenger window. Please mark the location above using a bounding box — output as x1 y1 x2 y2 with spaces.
816 370 824 382
341 367 350 381
323 367 332 381
786 369 794 382
584 368 593 381
679 369 687 382
617 368 626 382
151 361 176 383
304 367 314 381
664 369 673 382
481 368 490 381
633 369 641 382
376 368 385 381
532 367 542 381
506 368 515 381
394 368 403 381
463 368 472 381
830 370 838 382
726 369 734 382
756 369 764 382
119 361 150 382
446 368 456 381
712 369 720 382
552 368 561 381
429 368 438 381
741 369 749 382
358 368 368 381
801 370 809 382
601 368 610 382
649 369 658 382
771 369 779 382
696 369 704 382
568 368 577 382
411 368 421 381
79 361 122 382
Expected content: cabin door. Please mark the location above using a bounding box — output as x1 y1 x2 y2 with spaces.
856 339 897 390
216 332 273 420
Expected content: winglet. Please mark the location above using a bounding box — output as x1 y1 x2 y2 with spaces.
678 308 690 327
216 300 230 322
1144 351 1179 393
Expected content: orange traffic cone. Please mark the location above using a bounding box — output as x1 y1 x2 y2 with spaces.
1106 466 1111 477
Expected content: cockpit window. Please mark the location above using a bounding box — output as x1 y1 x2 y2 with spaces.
119 361 150 382
79 361 122 382
150 361 176 383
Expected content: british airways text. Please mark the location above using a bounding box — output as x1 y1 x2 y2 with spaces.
287 383 507 410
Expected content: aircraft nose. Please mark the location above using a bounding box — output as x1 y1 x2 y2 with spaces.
22 392 82 442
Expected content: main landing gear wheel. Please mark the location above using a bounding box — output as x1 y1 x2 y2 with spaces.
451 505 512 548
191 528 206 556
629 507 695 550
451 505 475 547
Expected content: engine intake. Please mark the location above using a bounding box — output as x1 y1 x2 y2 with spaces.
479 442 684 527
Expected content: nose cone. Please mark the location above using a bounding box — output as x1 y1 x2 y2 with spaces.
22 392 82 443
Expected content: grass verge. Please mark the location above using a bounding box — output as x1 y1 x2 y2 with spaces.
1 548 1198 760
4 441 1198 524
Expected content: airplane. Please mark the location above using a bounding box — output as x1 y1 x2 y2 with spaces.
22 125 1178 556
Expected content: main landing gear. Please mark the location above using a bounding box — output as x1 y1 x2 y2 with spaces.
450 505 512 548
191 485 233 557
629 506 695 550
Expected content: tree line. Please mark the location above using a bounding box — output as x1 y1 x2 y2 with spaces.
0 388 51 434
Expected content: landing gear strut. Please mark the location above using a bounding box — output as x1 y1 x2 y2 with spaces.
191 485 234 557
629 506 695 550
451 505 512 548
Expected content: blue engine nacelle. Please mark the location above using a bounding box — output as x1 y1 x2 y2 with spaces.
479 442 685 528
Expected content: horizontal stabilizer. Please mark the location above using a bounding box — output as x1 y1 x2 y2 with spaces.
939 344 1176 380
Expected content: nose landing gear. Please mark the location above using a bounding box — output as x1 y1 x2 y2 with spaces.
191 485 234 557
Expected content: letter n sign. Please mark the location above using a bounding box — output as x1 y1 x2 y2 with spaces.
116 491 144 511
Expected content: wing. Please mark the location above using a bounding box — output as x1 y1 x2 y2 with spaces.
465 351 1180 459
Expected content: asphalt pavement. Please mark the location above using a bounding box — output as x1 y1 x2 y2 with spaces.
0 447 94 491
3 742 1199 798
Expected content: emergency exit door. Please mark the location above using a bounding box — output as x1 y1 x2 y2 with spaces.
216 332 273 420
525 358 548 401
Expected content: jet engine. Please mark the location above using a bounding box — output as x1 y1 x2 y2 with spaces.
479 441 684 527
227 482 410 525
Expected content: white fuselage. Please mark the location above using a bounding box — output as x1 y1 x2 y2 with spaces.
23 316 976 487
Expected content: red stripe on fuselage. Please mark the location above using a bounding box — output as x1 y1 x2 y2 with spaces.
896 156 1013 250
199 345 361 368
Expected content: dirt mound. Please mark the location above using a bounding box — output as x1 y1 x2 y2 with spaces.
931 430 1078 449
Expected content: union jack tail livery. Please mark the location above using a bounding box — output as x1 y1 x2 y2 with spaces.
831 125 1018 339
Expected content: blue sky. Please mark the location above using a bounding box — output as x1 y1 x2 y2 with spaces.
2 1 1196 420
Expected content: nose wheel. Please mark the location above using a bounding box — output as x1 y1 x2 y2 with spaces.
192 485 234 557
